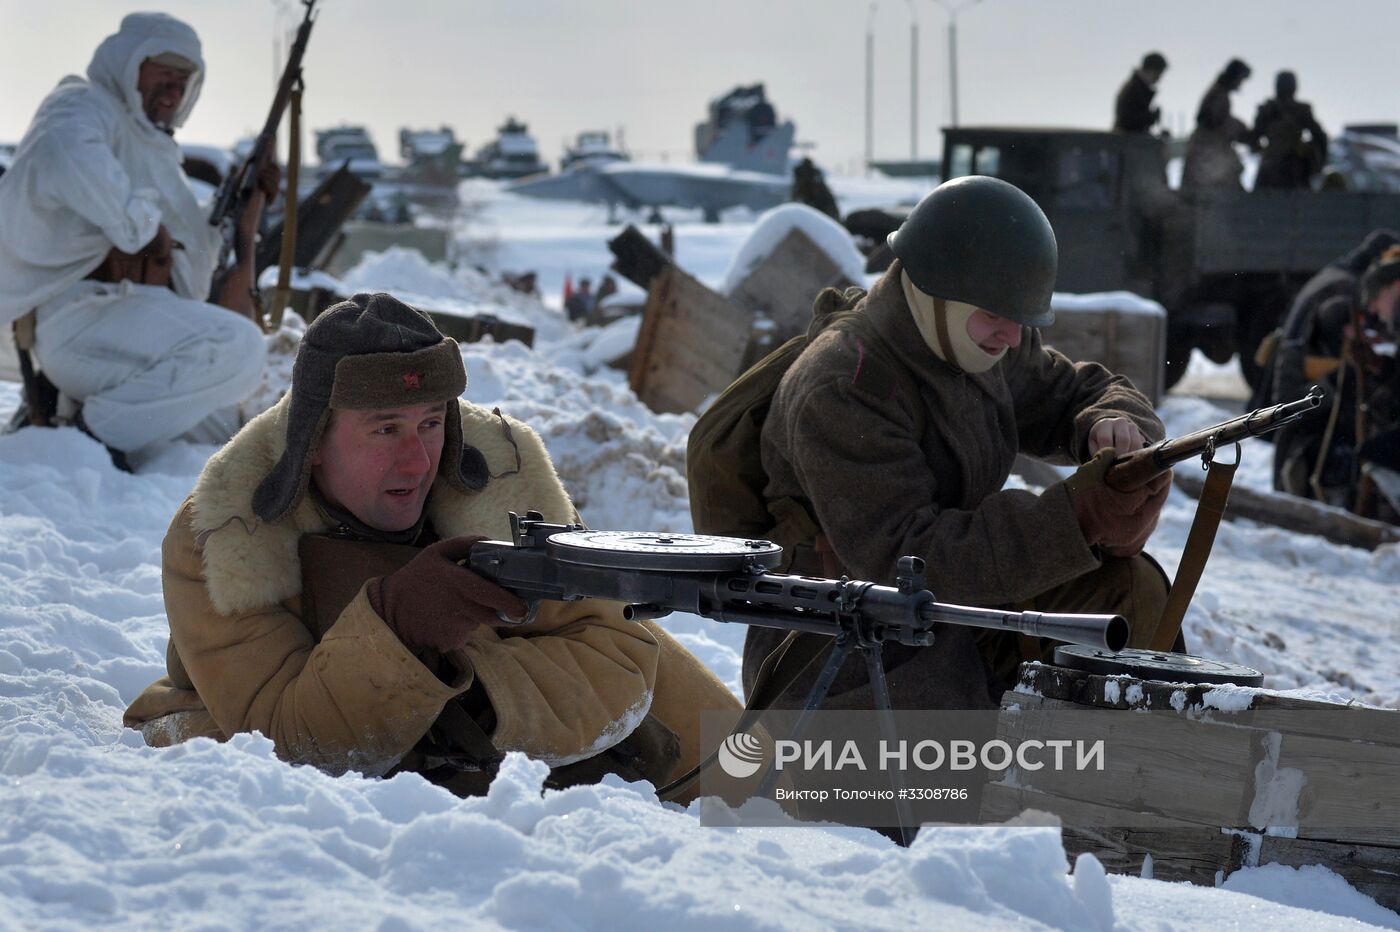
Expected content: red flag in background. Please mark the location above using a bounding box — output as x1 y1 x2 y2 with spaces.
562 273 574 304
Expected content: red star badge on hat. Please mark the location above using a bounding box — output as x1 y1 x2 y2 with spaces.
402 371 422 390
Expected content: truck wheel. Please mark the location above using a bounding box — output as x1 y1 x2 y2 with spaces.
1236 284 1292 394
1163 329 1194 391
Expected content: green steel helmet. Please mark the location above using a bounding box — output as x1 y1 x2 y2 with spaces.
888 175 1058 327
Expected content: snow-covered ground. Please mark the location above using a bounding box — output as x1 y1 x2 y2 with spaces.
3 178 1399 930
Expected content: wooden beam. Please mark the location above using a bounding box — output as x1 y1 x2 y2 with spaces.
1261 836 1400 911
608 225 673 290
981 783 1247 886
1173 470 1400 551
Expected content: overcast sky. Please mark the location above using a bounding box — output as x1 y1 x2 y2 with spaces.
1 0 1394 174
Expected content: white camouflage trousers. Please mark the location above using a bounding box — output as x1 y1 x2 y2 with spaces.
33 281 265 452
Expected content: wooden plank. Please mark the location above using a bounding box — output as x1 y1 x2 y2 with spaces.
1015 663 1400 740
1274 732 1400 846
980 783 1246 886
1173 469 1400 551
426 311 535 349
727 228 855 343
1011 665 1400 845
608 225 672 290
1260 836 1400 911
1000 662 1400 889
1018 661 1375 714
627 266 753 414
995 692 1259 826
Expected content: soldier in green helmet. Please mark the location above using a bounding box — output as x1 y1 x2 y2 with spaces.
746 175 1175 711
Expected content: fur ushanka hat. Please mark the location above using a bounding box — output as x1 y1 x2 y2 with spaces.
251 292 488 522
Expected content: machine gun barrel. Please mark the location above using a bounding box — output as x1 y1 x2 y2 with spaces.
919 602 1129 652
1106 386 1324 491
465 516 1128 653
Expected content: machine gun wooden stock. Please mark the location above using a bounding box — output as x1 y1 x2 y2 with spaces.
1106 386 1324 491
207 0 317 303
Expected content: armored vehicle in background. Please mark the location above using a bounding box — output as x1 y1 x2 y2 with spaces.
694 84 795 177
315 125 385 182
561 131 629 172
471 117 548 180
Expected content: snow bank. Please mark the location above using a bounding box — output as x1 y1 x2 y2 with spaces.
1170 349 1254 402
0 719 1128 932
4 171 1400 928
1113 872 1398 930
1051 290 1166 318
460 339 693 534
720 203 867 294
1222 863 1400 929
339 246 575 344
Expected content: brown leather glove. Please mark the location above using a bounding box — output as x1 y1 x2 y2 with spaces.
367 536 529 654
92 224 177 287
1062 448 1172 558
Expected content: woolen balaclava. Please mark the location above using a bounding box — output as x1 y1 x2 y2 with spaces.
252 292 487 523
900 270 1008 374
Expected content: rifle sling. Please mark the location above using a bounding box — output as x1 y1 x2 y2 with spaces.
1153 456 1239 652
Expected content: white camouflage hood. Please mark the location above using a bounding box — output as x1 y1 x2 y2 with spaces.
87 12 205 134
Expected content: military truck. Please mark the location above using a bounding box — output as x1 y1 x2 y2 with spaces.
940 126 1400 389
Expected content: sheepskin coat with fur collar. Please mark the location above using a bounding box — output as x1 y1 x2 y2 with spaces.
123 394 663 779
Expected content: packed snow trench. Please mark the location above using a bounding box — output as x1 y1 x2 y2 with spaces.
3 184 1400 930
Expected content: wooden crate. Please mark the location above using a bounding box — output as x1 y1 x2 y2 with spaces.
627 265 755 414
727 227 857 344
985 661 1400 907
1043 298 1166 405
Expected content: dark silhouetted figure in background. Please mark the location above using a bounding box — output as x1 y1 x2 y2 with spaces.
1273 246 1400 503
1114 52 1168 134
1252 70 1329 190
1269 230 1400 493
565 277 596 323
790 157 840 220
1182 58 1252 191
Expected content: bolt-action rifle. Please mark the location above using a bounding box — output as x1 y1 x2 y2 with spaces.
207 0 317 303
1106 386 1324 490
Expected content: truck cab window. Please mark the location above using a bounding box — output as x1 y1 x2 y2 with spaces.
1057 146 1120 208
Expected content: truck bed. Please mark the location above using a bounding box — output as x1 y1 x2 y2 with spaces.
1188 190 1400 276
